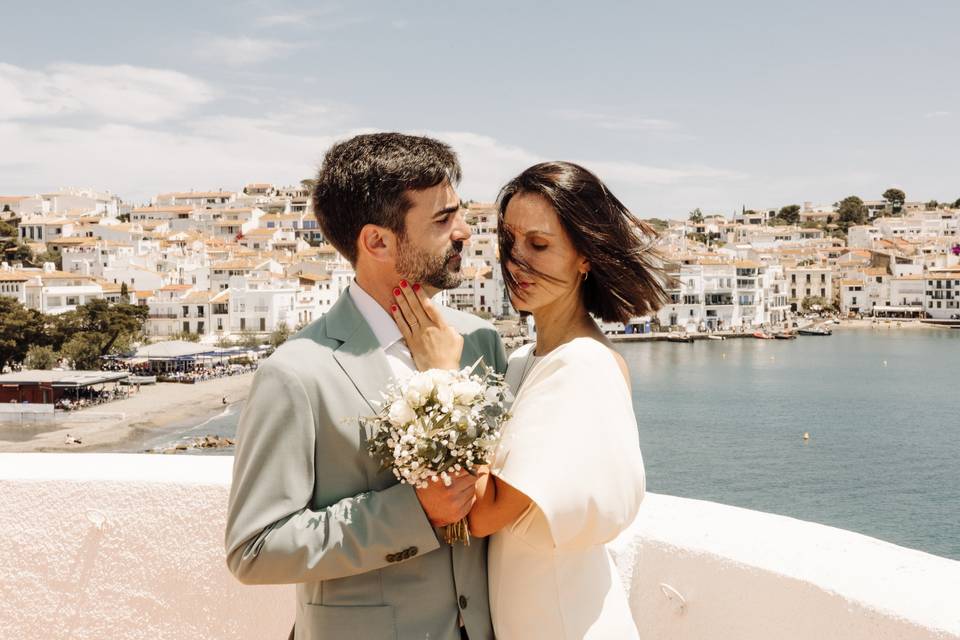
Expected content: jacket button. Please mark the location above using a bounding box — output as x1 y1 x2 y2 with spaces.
386 554 396 562
458 595 468 609
409 546 418 557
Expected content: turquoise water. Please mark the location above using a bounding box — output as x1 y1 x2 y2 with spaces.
617 326 960 561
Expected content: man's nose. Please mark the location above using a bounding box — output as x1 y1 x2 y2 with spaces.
451 210 471 242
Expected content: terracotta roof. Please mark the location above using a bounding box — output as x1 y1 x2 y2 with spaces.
159 284 193 291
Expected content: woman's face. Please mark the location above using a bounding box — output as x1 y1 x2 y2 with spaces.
501 191 587 314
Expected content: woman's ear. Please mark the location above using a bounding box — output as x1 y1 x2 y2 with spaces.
358 224 396 263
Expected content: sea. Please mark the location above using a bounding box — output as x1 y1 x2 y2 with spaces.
134 325 960 560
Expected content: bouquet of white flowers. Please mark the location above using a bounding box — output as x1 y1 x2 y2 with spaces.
363 360 511 545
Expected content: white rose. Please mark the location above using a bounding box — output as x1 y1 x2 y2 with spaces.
452 380 483 404
388 399 417 426
436 383 454 408
405 373 435 408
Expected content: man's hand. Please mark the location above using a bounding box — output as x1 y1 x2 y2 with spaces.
415 471 477 527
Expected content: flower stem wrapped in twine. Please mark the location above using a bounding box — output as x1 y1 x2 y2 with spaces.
442 518 471 546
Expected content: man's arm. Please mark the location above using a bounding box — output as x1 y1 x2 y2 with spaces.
224 360 441 585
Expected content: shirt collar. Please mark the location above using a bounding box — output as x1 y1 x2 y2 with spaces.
348 280 403 350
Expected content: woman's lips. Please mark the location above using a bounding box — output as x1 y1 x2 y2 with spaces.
518 281 533 289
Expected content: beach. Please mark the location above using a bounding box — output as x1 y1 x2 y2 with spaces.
0 372 255 453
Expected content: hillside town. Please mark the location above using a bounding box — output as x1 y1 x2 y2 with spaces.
2 185 960 354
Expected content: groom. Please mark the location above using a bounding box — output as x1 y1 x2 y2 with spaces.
225 133 506 640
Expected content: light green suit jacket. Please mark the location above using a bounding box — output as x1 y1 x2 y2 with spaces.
225 290 507 640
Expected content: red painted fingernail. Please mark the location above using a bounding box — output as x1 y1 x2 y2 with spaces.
413 283 421 292
393 288 402 296
390 304 398 313
399 280 408 288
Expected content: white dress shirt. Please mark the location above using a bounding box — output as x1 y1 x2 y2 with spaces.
349 281 416 382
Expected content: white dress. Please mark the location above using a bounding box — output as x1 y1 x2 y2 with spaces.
488 338 645 640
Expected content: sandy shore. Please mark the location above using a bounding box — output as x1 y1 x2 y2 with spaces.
0 372 254 453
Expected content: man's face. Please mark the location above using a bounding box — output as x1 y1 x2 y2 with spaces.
395 180 471 290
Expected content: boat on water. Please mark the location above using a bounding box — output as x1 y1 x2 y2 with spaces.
799 327 833 336
707 335 725 341
774 332 797 340
667 334 695 343
752 331 774 339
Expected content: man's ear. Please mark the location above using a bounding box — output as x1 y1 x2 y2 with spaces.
357 224 397 263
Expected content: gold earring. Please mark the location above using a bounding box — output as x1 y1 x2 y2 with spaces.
581 271 589 282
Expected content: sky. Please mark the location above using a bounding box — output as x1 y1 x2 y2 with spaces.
2 0 959 217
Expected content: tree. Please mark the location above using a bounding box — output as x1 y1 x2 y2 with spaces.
836 196 868 231
31 247 62 270
51 299 149 357
644 218 670 233
215 333 235 349
0 220 17 238
688 208 704 223
926 200 939 210
3 241 32 264
61 334 102 370
25 345 57 370
882 188 906 214
238 330 262 349
120 282 130 303
777 204 801 225
0 298 46 371
269 324 291 348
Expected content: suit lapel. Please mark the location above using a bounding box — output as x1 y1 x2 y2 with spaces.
324 291 395 415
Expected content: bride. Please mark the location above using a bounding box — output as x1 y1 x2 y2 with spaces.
389 161 669 639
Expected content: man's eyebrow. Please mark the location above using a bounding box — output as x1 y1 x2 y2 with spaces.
433 204 460 219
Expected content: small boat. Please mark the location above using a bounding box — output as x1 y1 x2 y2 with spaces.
774 332 797 340
798 327 832 336
752 331 774 339
666 334 694 343
706 335 725 341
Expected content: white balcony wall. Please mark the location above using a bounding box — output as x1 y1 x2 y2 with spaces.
1 454 957 640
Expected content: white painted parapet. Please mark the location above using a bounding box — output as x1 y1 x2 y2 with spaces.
1 454 958 639
608 493 960 639
0 454 293 640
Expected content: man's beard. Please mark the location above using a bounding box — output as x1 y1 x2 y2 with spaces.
395 238 464 289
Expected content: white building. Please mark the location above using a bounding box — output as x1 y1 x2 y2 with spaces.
924 267 960 319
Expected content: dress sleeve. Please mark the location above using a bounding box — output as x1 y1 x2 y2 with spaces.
490 340 646 550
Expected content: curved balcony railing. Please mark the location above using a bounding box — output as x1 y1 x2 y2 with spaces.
0 453 957 639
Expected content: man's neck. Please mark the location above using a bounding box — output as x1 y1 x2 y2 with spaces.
354 273 397 315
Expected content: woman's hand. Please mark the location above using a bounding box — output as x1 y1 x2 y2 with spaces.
390 280 464 371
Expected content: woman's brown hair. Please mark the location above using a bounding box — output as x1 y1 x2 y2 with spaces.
497 161 671 323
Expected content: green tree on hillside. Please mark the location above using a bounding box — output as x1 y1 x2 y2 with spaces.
0 298 46 371
688 208 704 223
777 204 801 224
51 299 149 357
836 196 868 231
882 188 906 214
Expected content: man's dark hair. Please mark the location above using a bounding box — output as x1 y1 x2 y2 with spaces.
311 133 462 264
497 161 671 323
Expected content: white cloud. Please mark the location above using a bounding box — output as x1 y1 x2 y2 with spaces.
924 111 951 119
196 36 297 66
0 63 213 123
552 109 679 132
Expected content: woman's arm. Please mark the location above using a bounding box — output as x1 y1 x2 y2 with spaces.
468 466 533 538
